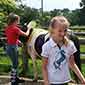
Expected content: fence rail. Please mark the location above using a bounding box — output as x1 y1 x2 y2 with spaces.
0 75 44 85
0 75 81 85
70 27 85 30
74 32 85 36
0 31 85 58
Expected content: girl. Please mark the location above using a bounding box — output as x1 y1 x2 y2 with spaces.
41 16 85 85
5 13 31 85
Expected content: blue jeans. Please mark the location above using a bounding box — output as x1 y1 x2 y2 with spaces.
6 44 21 84
6 44 18 69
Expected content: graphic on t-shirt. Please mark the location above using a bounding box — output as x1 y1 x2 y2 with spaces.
53 50 66 70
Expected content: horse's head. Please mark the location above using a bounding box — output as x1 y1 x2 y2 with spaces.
18 23 28 32
19 21 37 43
18 20 37 32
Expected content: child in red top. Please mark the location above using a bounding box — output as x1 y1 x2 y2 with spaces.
5 13 30 85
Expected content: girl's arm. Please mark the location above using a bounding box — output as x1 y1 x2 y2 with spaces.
69 55 85 84
17 26 32 37
42 57 49 85
20 27 32 36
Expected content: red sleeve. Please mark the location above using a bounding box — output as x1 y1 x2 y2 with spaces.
15 26 24 36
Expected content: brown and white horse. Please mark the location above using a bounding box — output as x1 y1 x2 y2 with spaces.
20 21 81 81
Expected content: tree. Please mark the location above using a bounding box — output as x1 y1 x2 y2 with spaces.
79 0 85 25
50 9 62 17
64 9 80 26
0 0 17 30
0 0 16 14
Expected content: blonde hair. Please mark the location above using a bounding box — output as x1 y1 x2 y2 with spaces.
49 16 70 29
49 16 70 46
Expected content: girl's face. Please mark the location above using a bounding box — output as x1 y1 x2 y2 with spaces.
51 24 67 42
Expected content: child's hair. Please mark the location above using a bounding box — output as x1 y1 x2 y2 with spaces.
49 16 70 29
49 16 70 46
7 13 20 25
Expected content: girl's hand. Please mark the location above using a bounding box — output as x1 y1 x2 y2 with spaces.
81 79 85 84
44 81 49 85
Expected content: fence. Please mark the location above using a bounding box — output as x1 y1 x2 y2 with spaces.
0 29 85 84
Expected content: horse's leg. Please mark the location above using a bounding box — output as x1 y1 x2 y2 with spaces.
21 43 29 76
28 45 38 81
31 54 38 81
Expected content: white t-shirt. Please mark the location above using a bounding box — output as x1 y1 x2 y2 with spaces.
41 37 77 84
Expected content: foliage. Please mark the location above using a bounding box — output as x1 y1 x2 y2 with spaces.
0 0 16 15
0 0 17 31
79 0 85 25
0 13 6 30
0 0 85 31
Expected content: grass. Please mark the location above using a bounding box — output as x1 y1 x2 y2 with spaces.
0 54 43 78
0 45 85 79
80 45 85 53
82 64 85 75
0 55 85 79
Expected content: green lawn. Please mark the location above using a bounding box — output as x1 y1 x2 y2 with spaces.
0 55 85 79
80 45 85 53
0 46 85 79
82 64 85 75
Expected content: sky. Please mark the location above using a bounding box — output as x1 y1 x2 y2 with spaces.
22 0 81 11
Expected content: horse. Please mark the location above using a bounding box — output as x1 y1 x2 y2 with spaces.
19 21 81 82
